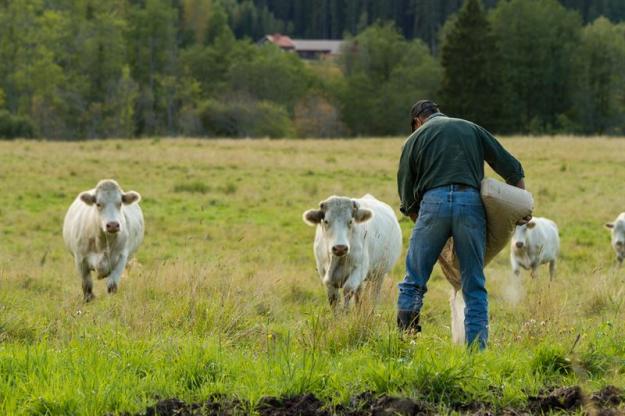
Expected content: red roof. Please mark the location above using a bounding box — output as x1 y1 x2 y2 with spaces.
266 34 295 49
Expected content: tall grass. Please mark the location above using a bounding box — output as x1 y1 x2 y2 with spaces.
0 138 624 414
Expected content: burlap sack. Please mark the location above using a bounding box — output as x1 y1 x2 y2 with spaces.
438 178 534 290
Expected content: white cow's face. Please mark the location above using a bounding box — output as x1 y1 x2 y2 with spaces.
606 219 625 261
511 221 536 253
80 180 140 235
303 197 373 257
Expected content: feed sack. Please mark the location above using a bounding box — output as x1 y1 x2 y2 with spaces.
438 178 534 290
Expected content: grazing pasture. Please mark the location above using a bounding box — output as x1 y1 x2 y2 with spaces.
0 137 624 415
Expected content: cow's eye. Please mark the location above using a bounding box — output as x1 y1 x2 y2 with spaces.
323 219 329 225
348 220 353 226
96 203 102 209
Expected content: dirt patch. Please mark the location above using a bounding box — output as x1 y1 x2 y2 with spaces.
144 398 195 416
592 386 625 408
257 393 432 416
367 396 429 416
347 392 430 415
257 394 330 416
131 387 625 415
528 386 584 413
138 395 246 416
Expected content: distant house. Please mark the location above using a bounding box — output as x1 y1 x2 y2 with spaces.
258 34 344 60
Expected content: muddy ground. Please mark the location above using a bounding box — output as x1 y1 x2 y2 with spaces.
121 385 625 415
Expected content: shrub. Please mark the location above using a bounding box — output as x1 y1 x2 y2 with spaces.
0 111 35 139
198 97 294 138
294 95 347 138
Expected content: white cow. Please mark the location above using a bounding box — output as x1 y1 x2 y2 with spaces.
63 179 144 301
510 217 559 280
605 212 625 265
303 194 402 309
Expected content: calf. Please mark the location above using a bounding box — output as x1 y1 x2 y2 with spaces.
303 194 402 309
510 217 559 280
606 212 625 265
63 179 144 301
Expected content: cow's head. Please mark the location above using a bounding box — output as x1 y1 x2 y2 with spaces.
511 220 536 252
80 179 141 235
605 217 625 261
303 196 373 257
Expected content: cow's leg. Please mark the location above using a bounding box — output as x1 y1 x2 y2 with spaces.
618 256 623 267
325 282 339 310
530 267 537 279
354 285 362 306
322 259 342 311
350 286 364 310
77 258 94 302
549 260 556 280
449 288 465 344
512 262 521 279
343 265 367 311
106 253 128 294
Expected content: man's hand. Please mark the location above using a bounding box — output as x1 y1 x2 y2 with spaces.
408 212 418 223
514 179 531 225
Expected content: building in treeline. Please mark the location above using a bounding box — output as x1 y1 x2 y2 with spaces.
259 34 344 60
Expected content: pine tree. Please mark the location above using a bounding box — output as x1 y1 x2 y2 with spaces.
439 0 505 132
491 0 581 133
572 17 625 134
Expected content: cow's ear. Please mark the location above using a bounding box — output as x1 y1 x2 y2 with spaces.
605 223 615 229
303 209 324 226
354 208 373 223
80 192 96 205
122 191 141 205
526 221 536 229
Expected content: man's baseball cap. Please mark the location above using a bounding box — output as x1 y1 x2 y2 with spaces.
410 100 439 119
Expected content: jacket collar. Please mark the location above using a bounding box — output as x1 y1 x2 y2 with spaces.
425 112 446 123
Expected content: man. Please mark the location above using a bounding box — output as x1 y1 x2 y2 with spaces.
397 100 529 349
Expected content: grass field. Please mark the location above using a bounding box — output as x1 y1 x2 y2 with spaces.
0 137 624 415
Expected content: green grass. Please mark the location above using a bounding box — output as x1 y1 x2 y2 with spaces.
0 137 624 415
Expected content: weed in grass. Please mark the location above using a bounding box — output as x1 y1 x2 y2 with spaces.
531 345 572 377
173 181 211 194
219 183 237 195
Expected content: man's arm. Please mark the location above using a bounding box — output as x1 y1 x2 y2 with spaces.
513 178 532 224
479 127 531 225
397 137 418 220
478 126 525 186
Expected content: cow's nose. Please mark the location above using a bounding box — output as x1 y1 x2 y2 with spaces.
106 222 120 233
332 245 348 256
616 241 624 247
515 241 524 248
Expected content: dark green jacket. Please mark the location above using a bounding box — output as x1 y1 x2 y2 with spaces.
397 113 524 215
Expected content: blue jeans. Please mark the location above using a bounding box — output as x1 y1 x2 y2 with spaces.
398 185 488 349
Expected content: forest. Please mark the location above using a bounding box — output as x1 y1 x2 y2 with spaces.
1 0 624 139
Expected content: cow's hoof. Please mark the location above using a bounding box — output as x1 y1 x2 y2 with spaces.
84 292 95 303
107 283 118 294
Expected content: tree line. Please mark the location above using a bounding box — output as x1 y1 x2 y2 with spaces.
0 0 624 139
228 0 625 52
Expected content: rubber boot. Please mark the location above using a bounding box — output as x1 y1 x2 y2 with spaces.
397 310 421 333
